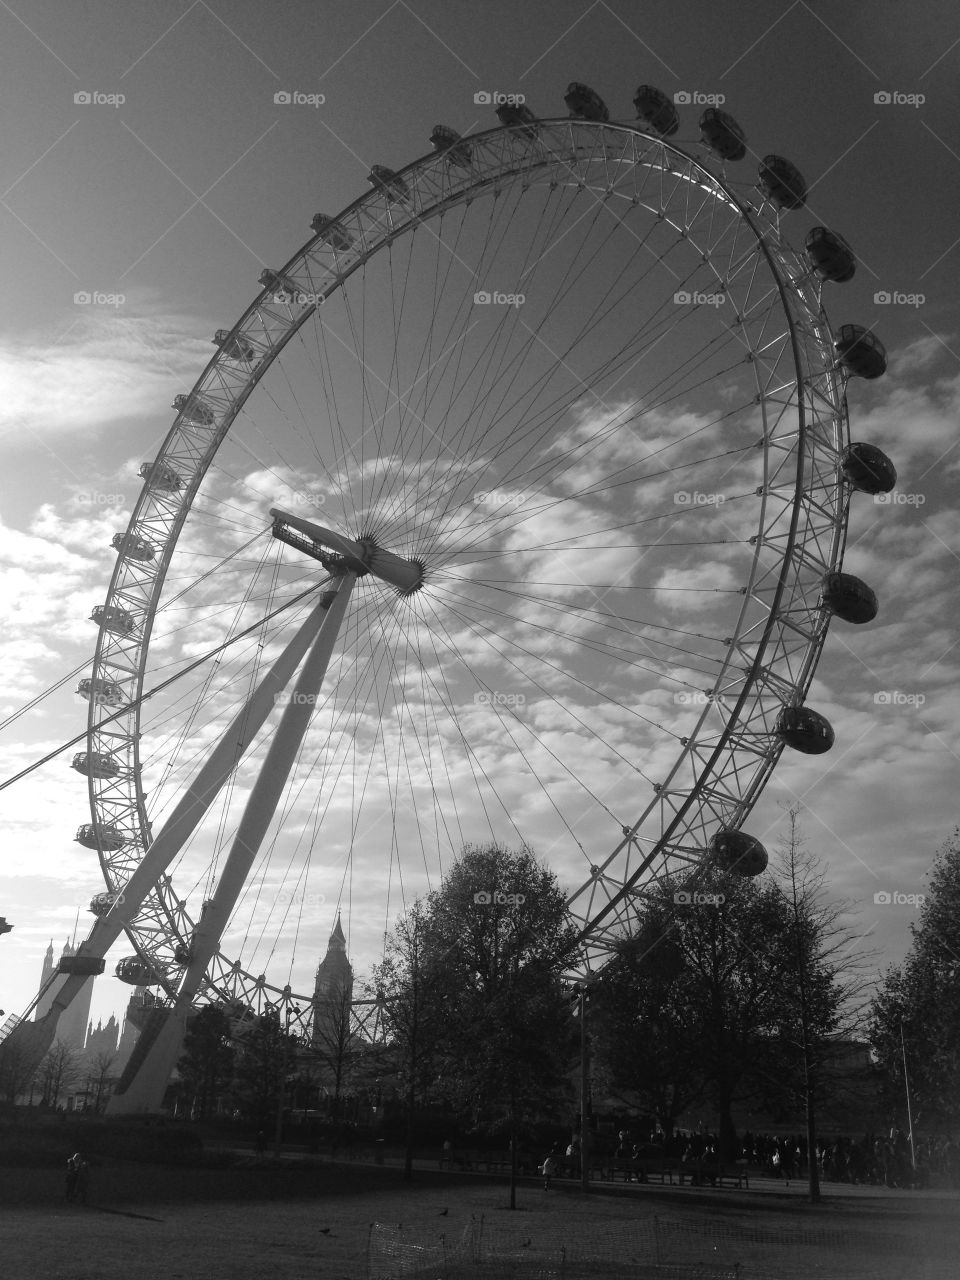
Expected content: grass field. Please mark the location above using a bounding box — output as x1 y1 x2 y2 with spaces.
2 1158 959 1280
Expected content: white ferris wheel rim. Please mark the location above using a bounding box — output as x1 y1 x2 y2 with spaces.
79 117 850 1021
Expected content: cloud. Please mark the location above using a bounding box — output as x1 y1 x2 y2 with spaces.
0 306 210 440
846 345 960 472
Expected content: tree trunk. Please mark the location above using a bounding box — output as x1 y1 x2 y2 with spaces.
404 993 417 1181
509 1101 518 1210
804 1053 821 1202
718 1097 737 1163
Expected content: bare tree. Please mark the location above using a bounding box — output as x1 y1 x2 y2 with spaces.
0 1033 43 1104
87 1049 119 1114
767 807 876 1201
39 1040 83 1108
311 977 354 1119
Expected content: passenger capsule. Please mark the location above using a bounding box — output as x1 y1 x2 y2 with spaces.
368 165 409 203
111 531 155 562
496 101 539 137
429 125 473 167
115 956 163 985
840 442 897 495
835 325 887 379
172 393 217 426
310 213 355 249
564 82 609 122
820 571 878 624
213 329 256 361
805 227 856 283
138 460 182 492
77 676 124 706
258 270 302 303
758 154 807 210
711 829 768 877
633 84 679 135
90 604 135 635
775 706 835 755
89 891 123 916
699 108 747 161
71 751 120 779
76 822 126 851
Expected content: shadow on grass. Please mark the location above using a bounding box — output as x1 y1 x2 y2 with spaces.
0 1159 504 1210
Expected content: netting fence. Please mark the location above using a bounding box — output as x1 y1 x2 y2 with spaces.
367 1212 955 1280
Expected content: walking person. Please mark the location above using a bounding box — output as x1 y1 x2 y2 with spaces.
541 1151 558 1190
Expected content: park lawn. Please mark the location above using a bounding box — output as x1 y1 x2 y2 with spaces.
1 1160 958 1280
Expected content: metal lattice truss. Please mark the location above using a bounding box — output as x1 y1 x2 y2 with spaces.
79 119 850 1026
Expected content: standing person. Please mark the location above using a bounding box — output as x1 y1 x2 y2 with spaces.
255 1130 266 1158
65 1153 78 1202
69 1153 90 1205
541 1151 558 1190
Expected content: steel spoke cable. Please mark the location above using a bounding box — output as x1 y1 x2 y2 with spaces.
428 578 721 728
386 592 523 847
387 297 752 565
415 590 625 828
400 176 557 525
428 441 757 571
441 574 732 652
0 578 332 793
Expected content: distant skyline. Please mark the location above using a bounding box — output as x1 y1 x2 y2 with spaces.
2 0 958 1033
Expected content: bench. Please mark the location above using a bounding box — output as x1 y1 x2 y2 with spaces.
678 1159 750 1188
439 1150 539 1176
592 1156 680 1184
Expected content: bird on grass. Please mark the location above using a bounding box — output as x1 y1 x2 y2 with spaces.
319 1227 333 1236
438 1208 448 1216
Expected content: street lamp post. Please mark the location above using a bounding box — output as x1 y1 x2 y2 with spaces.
575 978 597 1193
273 997 299 1158
900 1020 917 1173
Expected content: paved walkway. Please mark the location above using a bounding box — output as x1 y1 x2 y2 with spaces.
226 1144 960 1203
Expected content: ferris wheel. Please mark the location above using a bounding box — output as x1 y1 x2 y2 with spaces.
58 81 896 1111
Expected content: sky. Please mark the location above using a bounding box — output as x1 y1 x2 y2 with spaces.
0 0 958 1040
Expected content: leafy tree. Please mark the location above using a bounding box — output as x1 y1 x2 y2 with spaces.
230 1009 297 1128
424 844 578 1132
371 899 455 1177
871 829 960 1131
590 919 692 1137
176 1004 235 1120
593 853 852 1163
374 844 579 1200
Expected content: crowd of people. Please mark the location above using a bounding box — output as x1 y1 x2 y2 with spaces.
611 1126 960 1189
444 1123 960 1190
744 1129 960 1188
